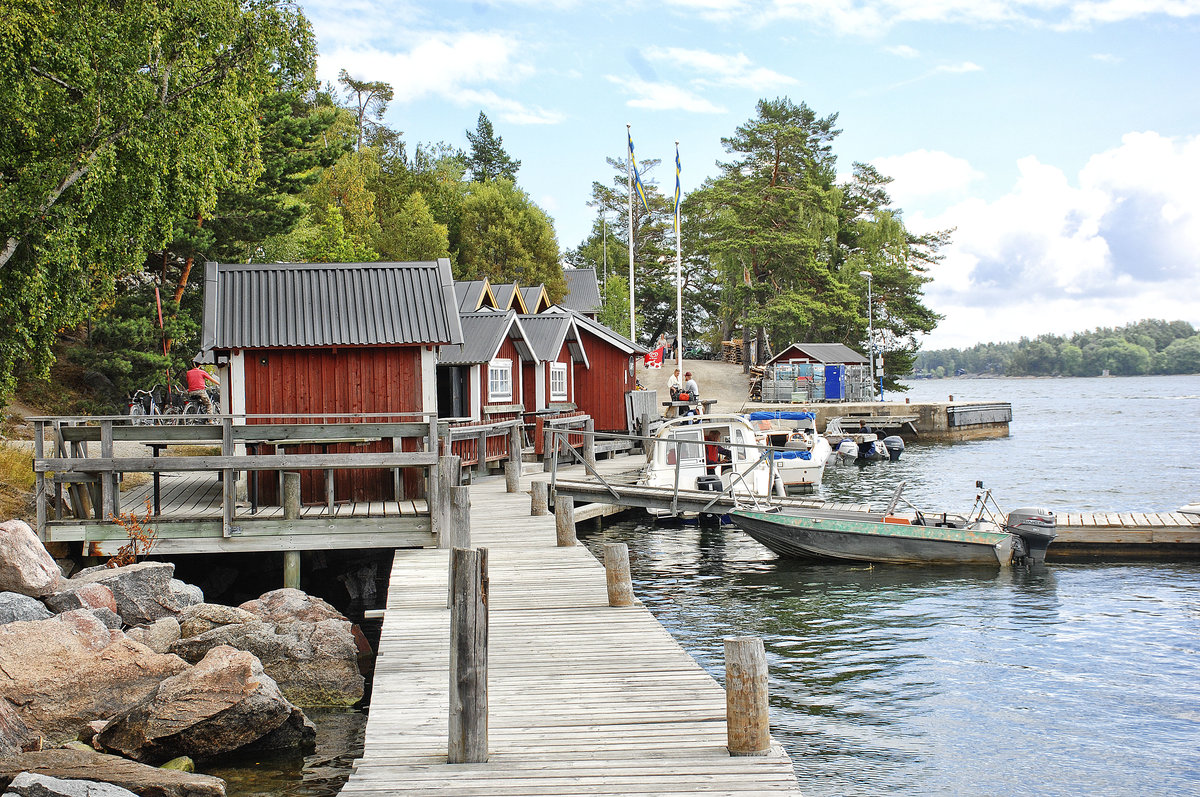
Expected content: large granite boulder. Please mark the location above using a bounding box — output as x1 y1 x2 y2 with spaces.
0 611 188 743
174 606 256 641
4 771 138 797
125 619 181 656
42 583 117 616
0 593 52 625
0 698 31 757
96 646 313 764
0 521 61 598
0 749 225 797
66 565 195 627
170 590 363 706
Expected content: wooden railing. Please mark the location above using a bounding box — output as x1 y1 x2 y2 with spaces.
446 418 523 477
533 410 590 457
30 413 446 555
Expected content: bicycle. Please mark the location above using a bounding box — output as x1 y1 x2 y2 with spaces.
181 388 221 424
126 388 162 425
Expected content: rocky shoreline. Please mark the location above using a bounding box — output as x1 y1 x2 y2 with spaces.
0 519 369 797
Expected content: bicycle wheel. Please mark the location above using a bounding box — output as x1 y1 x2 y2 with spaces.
182 402 204 425
129 403 147 425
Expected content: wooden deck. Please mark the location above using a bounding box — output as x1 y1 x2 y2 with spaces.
344 457 802 796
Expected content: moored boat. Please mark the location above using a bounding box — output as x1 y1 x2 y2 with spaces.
745 411 832 490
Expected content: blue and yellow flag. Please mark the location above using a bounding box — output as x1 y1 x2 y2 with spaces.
628 130 650 212
673 143 681 235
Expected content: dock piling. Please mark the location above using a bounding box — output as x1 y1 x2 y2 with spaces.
504 460 520 493
448 546 488 764
282 472 301 589
555 497 576 546
447 485 472 608
603 543 634 607
724 637 770 756
531 480 549 516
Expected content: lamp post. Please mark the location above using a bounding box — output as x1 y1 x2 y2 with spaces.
859 270 878 400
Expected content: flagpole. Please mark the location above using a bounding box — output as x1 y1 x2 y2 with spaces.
674 142 683 377
626 125 635 342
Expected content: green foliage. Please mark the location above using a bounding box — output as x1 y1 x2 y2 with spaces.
456 179 565 300
598 273 631 333
338 69 394 151
916 320 1200 377
304 205 378 263
465 112 521 182
375 192 450 261
0 0 314 403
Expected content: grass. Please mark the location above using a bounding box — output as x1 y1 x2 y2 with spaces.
0 444 34 522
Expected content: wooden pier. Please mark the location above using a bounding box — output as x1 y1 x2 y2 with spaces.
343 457 802 796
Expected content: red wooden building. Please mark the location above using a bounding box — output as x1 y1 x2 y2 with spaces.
552 309 647 432
436 311 536 422
199 259 463 503
517 314 588 414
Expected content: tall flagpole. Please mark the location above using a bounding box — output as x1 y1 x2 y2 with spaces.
626 124 635 342
674 141 683 377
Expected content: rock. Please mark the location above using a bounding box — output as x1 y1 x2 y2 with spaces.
0 521 61 598
4 771 138 797
96 646 304 764
166 582 202 611
0 593 53 625
169 618 363 707
157 758 193 774
0 748 225 797
66 564 184 627
77 722 107 748
43 584 117 616
238 707 315 755
88 609 123 630
0 611 188 743
238 588 344 624
125 619 180 655
174 605 256 640
0 698 32 757
59 741 94 753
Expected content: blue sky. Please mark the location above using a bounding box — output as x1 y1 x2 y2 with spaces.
300 0 1200 349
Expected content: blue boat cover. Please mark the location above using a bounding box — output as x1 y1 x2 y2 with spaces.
747 411 815 422
771 450 813 461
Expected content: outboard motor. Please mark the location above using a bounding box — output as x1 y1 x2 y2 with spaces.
882 435 905 462
1005 508 1057 564
834 439 858 464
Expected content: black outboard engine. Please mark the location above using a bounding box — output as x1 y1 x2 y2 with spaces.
882 435 905 462
1005 508 1057 564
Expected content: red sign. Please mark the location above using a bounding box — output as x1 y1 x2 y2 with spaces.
644 346 665 369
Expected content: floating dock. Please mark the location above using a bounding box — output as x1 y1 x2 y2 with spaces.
744 400 1012 442
343 457 802 796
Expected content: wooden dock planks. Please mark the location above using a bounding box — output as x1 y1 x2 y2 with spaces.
343 461 802 797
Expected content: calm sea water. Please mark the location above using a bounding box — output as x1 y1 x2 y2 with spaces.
576 375 1200 796
220 376 1200 796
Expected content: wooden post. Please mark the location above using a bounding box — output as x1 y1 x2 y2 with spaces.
434 456 458 548
531 480 549 516
503 460 520 493
221 417 235 538
448 546 488 764
583 418 596 468
555 496 575 547
508 421 523 465
603 543 634 607
100 420 114 519
476 430 489 477
542 427 554 472
447 485 472 608
34 421 46 538
282 471 301 590
724 637 771 756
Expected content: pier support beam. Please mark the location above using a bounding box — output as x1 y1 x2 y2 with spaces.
282 472 301 589
447 485 471 609
603 543 634 607
555 497 576 547
531 480 549 516
724 637 770 756
435 456 459 548
449 546 488 764
504 460 520 493
583 419 596 469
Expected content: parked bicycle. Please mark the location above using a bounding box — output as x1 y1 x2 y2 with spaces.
126 388 161 425
180 387 221 424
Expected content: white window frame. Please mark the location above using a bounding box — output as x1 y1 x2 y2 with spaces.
488 358 512 403
549 362 568 402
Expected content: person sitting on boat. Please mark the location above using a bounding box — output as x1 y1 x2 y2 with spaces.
704 430 731 476
858 420 873 435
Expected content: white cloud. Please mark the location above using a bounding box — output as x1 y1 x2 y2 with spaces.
935 61 983 73
1090 52 1123 63
644 47 798 90
913 133 1200 348
885 44 921 57
321 34 532 105
872 150 984 208
459 90 566 125
605 76 727 113
662 0 751 21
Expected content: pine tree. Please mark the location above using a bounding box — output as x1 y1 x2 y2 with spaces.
465 113 521 182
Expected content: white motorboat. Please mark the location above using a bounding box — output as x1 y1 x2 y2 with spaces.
641 413 784 517
825 417 905 463
745 411 832 491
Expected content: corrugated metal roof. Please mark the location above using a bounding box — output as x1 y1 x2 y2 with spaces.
518 314 588 367
767 342 868 365
520 285 551 313
491 283 529 314
438 311 535 364
203 260 463 350
561 268 602 313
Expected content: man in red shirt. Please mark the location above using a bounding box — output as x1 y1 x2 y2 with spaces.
185 362 220 414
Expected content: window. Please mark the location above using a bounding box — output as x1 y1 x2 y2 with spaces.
488 359 512 402
550 362 568 401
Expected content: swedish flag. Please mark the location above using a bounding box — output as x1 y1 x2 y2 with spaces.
674 143 681 235
628 130 650 212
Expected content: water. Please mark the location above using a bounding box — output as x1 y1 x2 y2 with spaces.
575 375 1200 796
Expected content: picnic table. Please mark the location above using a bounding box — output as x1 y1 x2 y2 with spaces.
662 399 718 418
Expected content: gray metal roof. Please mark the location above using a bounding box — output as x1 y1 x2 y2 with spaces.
767 342 868 366
518 314 588 367
549 307 648 355
455 280 497 312
561 268 602 313
520 285 550 313
438 311 536 364
201 259 463 351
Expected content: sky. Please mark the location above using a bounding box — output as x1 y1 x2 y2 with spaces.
299 0 1200 349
